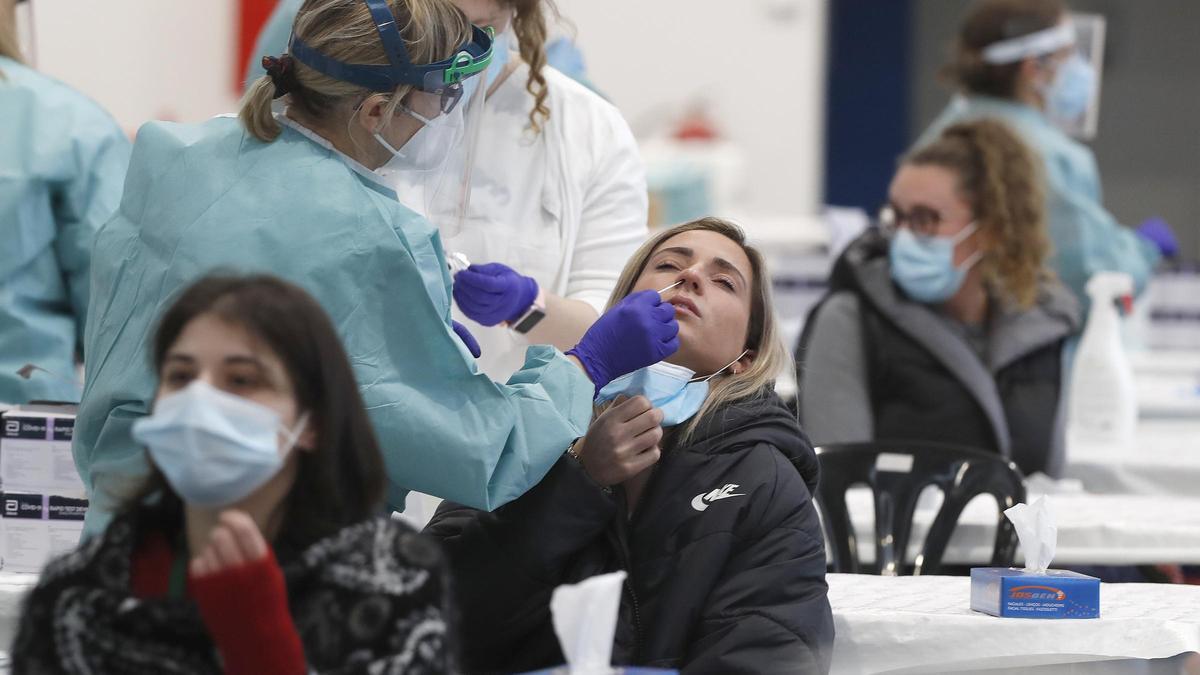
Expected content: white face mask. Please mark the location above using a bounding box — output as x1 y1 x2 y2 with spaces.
131 380 308 508
374 103 465 178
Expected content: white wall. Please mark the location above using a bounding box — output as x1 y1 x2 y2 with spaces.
21 0 241 134
555 0 828 218
18 0 829 219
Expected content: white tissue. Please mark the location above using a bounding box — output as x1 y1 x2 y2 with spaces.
550 571 626 675
1004 496 1058 573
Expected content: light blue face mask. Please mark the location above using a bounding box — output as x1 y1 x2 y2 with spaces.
487 29 514 88
1043 52 1096 127
596 351 749 427
131 380 308 508
889 224 981 304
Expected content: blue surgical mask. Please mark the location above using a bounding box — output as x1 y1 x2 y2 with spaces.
1043 52 1096 128
889 224 981 303
596 351 749 427
131 381 308 508
487 29 514 88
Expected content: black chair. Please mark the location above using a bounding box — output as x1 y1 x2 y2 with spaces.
814 441 1025 576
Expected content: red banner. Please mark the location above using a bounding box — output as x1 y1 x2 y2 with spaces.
236 0 277 93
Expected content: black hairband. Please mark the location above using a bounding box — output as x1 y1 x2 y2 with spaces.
262 54 298 100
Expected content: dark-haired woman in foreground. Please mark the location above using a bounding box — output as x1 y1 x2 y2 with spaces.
15 274 452 674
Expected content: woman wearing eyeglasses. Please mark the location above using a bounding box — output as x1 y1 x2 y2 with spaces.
797 119 1080 477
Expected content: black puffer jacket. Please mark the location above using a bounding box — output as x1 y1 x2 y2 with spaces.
426 390 833 674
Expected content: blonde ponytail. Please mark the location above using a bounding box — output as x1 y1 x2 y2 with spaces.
907 119 1050 308
240 76 284 142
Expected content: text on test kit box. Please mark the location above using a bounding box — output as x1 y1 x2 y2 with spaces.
1 406 88 572
971 568 1099 619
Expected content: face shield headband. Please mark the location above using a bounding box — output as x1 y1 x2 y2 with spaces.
288 0 493 113
980 22 1076 65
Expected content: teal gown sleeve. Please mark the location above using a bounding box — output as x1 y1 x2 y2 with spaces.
0 57 131 405
75 119 593 535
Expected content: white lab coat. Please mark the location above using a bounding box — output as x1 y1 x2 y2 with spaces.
443 63 649 381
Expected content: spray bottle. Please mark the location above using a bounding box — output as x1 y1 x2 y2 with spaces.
1068 272 1137 448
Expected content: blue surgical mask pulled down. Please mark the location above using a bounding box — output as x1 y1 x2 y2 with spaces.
596 351 749 427
889 224 981 303
131 380 308 508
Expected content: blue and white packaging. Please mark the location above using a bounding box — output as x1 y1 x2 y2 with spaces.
970 567 1099 619
970 497 1100 619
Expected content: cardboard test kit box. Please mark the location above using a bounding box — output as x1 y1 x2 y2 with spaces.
971 567 1100 619
1 405 89 573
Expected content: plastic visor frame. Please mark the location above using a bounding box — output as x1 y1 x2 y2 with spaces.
289 0 492 112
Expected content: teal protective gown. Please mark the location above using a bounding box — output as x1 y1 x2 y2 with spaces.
917 96 1159 306
0 57 131 404
75 115 594 533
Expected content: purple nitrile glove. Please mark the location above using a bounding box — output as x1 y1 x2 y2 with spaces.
1137 217 1179 258
566 289 680 393
452 320 481 358
453 263 540 327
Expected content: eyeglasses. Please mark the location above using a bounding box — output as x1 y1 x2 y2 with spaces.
878 204 945 239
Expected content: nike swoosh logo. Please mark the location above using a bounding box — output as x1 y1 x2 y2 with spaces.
691 485 746 512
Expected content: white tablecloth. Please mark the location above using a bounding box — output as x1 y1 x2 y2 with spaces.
0 572 36 665
829 573 1200 674
841 488 1200 566
1066 418 1200 497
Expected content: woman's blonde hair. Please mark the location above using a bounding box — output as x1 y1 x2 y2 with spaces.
0 0 23 67
606 217 792 446
240 0 472 142
906 118 1051 308
500 0 559 134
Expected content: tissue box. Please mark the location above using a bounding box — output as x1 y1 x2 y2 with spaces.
970 568 1099 619
518 669 676 675
518 662 676 667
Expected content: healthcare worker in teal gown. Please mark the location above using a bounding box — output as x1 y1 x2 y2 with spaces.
0 0 130 405
76 0 678 534
916 1 1169 307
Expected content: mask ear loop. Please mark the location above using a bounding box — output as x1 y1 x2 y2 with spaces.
690 349 751 383
279 412 311 456
951 221 984 272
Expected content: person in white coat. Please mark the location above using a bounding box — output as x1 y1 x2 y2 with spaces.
247 0 648 382
444 0 648 381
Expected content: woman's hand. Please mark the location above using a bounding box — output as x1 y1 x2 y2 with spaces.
190 510 269 577
575 396 664 487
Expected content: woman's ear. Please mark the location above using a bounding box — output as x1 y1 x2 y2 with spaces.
297 423 319 453
355 94 390 134
732 349 757 375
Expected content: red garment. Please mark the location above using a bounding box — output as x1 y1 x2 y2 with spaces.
131 533 307 675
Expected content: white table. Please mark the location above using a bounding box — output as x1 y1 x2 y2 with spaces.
1066 418 1200 498
0 572 36 668
828 573 1200 674
840 488 1200 566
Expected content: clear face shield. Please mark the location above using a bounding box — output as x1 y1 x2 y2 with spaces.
980 13 1106 140
388 64 488 238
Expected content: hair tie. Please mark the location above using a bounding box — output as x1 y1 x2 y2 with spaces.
262 54 297 100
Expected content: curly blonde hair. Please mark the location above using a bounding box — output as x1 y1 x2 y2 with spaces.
907 119 1051 308
500 0 559 133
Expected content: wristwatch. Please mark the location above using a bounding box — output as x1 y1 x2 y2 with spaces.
509 288 547 334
